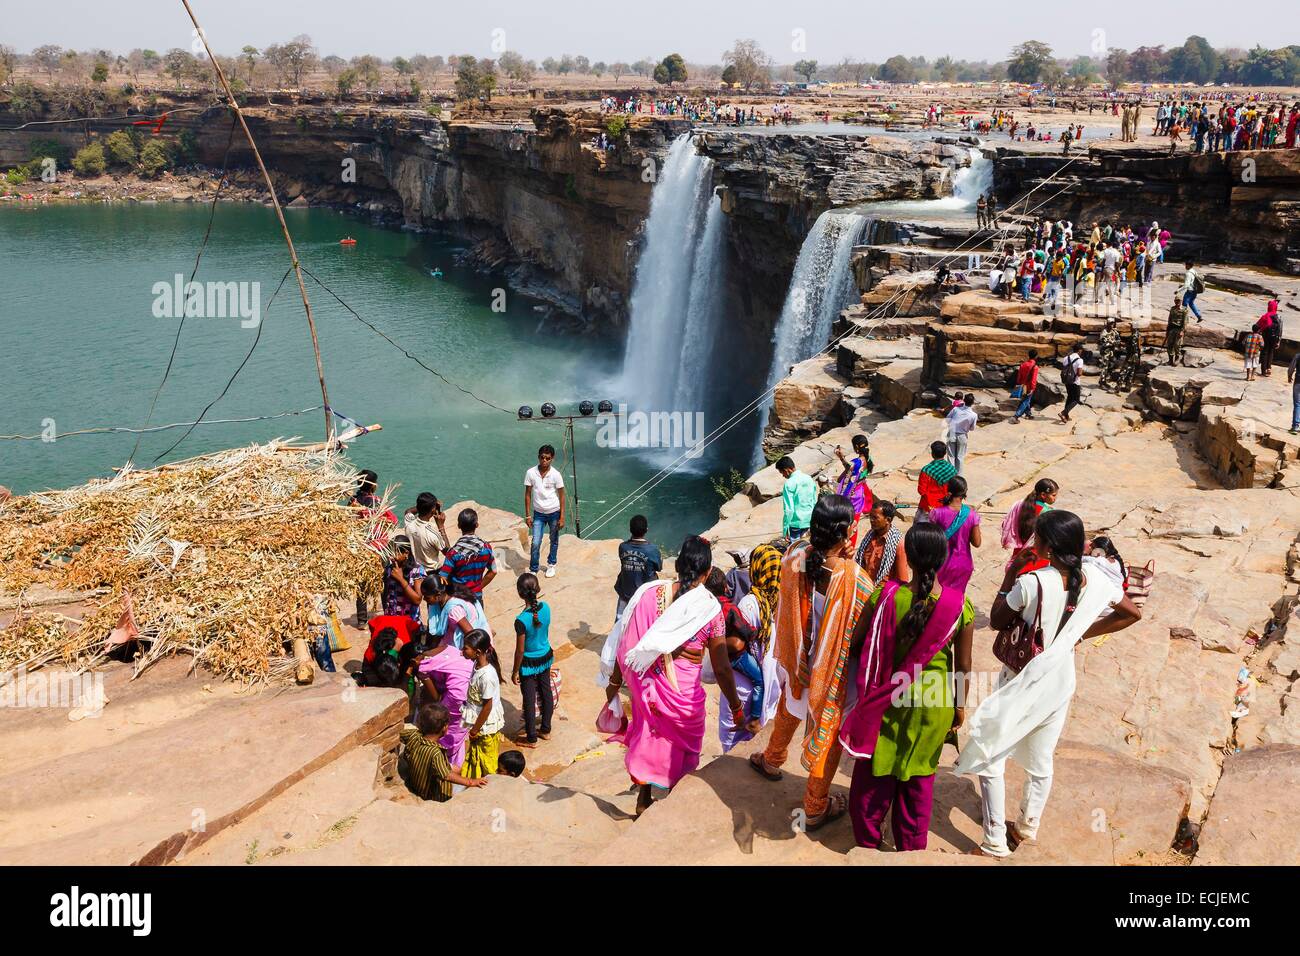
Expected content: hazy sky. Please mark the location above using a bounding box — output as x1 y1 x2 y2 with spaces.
5 0 1293 63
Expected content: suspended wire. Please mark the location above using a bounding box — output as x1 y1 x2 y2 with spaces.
130 113 238 464
0 106 210 132
580 158 1085 539
0 407 324 442
298 264 517 416
151 267 293 462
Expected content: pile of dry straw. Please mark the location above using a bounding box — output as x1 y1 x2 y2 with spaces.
0 441 386 683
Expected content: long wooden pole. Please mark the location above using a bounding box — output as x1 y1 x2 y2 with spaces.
180 0 333 443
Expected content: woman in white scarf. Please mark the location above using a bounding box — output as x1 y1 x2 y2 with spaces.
599 536 745 816
956 510 1141 857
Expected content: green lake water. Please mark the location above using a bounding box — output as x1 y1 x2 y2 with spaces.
0 202 732 550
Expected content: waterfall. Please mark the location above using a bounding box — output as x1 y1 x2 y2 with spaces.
952 145 992 203
621 134 724 426
753 210 868 464
672 195 726 414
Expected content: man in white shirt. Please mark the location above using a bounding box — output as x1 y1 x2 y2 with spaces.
403 491 450 569
945 393 978 475
1058 347 1085 423
524 444 565 578
1181 259 1203 321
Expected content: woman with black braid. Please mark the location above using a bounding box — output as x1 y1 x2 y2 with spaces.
750 494 873 831
956 510 1142 857
839 522 976 850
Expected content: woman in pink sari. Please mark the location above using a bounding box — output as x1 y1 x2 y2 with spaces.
415 636 475 769
601 536 745 816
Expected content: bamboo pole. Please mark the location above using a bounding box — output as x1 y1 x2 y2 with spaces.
179 0 334 443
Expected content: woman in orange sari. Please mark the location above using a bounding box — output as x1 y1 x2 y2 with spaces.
748 494 874 830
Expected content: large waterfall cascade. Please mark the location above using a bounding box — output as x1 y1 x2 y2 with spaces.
620 133 726 428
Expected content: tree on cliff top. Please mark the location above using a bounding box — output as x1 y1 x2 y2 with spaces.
1127 45 1167 83
352 54 382 89
722 40 770 90
794 59 817 82
264 35 317 88
239 46 259 84
162 49 200 88
1168 36 1219 85
32 45 63 82
499 50 533 82
1006 41 1053 83
653 53 688 86
1105 48 1130 88
455 56 498 101
879 55 916 84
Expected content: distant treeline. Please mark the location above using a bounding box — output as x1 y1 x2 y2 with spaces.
2 33 1298 94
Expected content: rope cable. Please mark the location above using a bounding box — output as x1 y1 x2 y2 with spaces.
151 267 293 462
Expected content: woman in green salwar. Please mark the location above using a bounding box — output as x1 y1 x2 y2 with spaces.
839 522 975 850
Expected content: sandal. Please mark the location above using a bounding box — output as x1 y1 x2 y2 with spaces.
748 752 782 781
1008 822 1035 850
805 793 848 831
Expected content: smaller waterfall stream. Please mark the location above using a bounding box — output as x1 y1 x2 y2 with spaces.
752 210 868 466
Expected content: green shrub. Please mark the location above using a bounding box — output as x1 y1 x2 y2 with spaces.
175 129 199 164
138 139 172 178
5 168 29 186
28 138 71 166
604 113 628 138
710 468 748 502
103 130 138 167
71 142 107 177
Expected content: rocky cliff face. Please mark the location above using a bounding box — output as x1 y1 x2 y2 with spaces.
994 145 1300 273
699 132 967 345
1 94 968 336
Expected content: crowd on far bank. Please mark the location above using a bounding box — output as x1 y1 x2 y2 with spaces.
976 216 1289 401
954 98 1299 155
598 93 829 127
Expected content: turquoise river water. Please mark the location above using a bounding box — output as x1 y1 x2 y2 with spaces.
0 203 733 548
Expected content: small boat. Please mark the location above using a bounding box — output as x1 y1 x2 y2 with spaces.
429 268 443 278
339 237 357 246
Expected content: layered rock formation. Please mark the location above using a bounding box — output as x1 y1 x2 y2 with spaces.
994 145 1300 273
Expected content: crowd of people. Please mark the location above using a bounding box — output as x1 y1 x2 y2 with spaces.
338 420 1148 857
599 94 800 126
589 441 1145 854
982 216 1287 392
1153 100 1300 152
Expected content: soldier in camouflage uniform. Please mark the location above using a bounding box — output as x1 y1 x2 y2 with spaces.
1164 292 1188 366
1097 317 1124 391
1116 324 1143 390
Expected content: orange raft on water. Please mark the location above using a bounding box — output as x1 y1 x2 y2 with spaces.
339 237 357 245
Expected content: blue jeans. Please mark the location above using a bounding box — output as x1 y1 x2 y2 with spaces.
1182 289 1202 320
1018 275 1031 301
1015 389 1034 418
1292 393 1300 430
530 510 560 572
732 650 765 720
